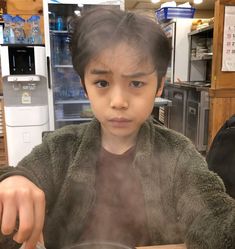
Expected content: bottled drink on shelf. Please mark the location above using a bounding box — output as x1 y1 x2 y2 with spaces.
49 12 56 30
79 87 86 99
62 36 72 64
27 15 42 44
53 35 61 65
56 16 64 31
13 15 26 44
2 14 15 44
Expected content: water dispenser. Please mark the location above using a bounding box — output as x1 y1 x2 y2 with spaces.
0 45 49 166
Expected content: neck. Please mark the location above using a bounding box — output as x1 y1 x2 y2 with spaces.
101 131 138 155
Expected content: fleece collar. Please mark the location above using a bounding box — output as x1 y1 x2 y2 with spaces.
78 118 155 177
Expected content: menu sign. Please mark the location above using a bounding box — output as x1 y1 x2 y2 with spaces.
222 6 235 71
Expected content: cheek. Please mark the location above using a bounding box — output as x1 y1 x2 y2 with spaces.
135 97 155 114
88 95 105 116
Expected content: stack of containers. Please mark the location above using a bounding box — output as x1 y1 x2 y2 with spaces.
2 14 42 44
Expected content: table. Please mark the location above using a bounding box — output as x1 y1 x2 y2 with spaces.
137 244 186 249
154 97 172 107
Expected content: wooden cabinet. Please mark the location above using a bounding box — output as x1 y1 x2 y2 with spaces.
0 98 7 166
208 0 235 146
6 0 44 41
0 62 7 166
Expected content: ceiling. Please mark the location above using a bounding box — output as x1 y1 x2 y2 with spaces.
125 0 215 10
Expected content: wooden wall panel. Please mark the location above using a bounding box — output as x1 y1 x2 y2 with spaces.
209 96 235 146
7 0 42 15
211 0 235 89
208 0 235 148
0 99 8 166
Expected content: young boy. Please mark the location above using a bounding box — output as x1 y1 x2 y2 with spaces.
0 7 235 249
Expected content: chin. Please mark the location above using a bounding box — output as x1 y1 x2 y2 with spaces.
109 127 139 137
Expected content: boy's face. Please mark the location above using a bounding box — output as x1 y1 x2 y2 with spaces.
84 42 163 141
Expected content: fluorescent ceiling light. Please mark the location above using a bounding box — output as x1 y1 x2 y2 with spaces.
151 0 160 3
194 0 203 4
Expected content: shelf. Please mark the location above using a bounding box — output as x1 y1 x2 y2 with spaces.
191 55 213 61
188 24 214 36
50 30 68 34
1 43 45 47
55 100 89 104
53 64 73 68
172 82 211 89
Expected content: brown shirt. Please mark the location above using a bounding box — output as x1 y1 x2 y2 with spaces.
79 146 150 247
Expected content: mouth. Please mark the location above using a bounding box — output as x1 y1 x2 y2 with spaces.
108 117 132 127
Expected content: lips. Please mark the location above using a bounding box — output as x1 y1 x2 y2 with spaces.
109 117 131 122
108 117 132 127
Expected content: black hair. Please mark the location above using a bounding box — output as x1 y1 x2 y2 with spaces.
70 7 171 91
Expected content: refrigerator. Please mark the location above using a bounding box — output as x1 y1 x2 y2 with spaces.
43 0 124 130
161 18 193 84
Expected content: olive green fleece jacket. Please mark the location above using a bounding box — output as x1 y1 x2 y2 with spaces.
0 118 235 249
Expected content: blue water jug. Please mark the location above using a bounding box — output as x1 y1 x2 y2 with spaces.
13 15 26 43
27 15 42 44
2 14 15 43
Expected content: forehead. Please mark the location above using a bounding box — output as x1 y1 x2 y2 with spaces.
85 42 155 74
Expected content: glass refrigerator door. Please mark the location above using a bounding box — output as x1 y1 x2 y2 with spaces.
47 3 93 129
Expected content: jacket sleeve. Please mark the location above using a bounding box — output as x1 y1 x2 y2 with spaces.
0 124 86 249
173 142 235 249
0 139 54 248
0 138 58 209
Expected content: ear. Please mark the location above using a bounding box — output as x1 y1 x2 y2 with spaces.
156 77 165 97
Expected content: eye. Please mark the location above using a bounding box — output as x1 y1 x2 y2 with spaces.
130 81 145 88
95 80 109 88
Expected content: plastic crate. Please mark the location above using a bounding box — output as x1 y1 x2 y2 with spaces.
156 7 195 22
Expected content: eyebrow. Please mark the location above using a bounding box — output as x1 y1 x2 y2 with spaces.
121 71 151 78
89 68 151 78
90 69 111 75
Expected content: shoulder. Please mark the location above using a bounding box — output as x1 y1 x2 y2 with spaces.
136 119 198 173
42 121 92 149
45 122 88 140
152 122 193 154
150 122 209 175
152 123 207 170
41 118 101 152
137 119 195 161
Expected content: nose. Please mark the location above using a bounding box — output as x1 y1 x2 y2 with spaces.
110 86 128 110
